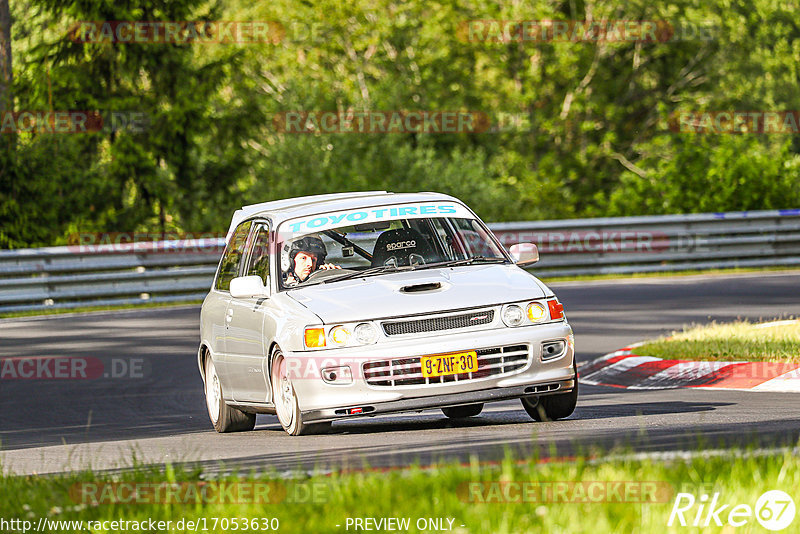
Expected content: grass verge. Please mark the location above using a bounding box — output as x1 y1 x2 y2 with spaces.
635 319 800 363
538 265 800 283
0 300 203 320
1 449 798 533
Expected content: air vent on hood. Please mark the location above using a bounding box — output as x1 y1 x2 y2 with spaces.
400 282 441 293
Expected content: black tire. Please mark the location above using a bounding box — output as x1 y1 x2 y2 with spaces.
521 360 578 422
271 350 331 436
205 355 256 433
442 403 484 418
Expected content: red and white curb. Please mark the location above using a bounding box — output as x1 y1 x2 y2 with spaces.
579 347 800 393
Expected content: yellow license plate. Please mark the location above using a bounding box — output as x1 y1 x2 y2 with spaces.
421 351 478 378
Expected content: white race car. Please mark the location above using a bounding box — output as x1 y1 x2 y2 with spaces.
199 191 576 435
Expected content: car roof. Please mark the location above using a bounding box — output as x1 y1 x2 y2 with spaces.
227 191 465 236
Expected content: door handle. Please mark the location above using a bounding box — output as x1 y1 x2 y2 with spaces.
226 308 234 322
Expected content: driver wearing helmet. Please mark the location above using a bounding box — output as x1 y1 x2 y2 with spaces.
283 234 341 287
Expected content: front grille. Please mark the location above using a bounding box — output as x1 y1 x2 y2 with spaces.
363 344 530 387
382 309 494 336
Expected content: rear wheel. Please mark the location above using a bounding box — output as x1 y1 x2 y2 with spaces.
521 361 578 422
271 350 331 436
205 355 256 433
442 403 484 418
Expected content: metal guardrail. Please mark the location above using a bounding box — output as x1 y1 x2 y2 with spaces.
491 208 800 277
1 208 798 313
0 240 224 313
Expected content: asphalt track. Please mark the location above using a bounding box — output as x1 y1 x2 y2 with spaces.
1 271 800 475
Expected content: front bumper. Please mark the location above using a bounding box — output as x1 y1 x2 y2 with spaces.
286 321 575 423
302 377 575 423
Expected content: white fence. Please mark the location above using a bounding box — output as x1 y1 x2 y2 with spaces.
1 208 799 313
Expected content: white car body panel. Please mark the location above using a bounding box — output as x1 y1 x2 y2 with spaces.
199 191 576 427
287 265 547 323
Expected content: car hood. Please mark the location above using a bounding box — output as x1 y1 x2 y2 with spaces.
286 264 548 323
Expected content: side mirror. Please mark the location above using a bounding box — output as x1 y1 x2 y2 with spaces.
230 275 270 299
509 243 539 267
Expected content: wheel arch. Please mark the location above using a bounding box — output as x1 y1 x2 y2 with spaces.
266 341 282 380
198 344 210 384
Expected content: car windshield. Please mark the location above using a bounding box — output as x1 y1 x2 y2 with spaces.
277 202 508 290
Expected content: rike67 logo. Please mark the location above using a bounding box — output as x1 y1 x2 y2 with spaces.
669 490 796 531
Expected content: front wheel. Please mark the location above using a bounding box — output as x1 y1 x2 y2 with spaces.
205 355 256 433
271 350 331 436
521 361 578 422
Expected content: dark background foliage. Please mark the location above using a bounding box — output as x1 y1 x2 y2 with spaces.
1 0 798 247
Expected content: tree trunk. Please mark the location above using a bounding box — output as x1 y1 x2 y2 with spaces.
0 0 11 112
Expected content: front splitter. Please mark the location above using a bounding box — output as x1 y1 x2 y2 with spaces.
302 378 576 423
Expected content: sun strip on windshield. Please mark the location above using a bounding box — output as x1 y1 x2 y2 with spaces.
277 201 474 241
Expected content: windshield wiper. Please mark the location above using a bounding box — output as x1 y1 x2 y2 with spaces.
415 256 509 269
321 257 506 284
321 264 405 284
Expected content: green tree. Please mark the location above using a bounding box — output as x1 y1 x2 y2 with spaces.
1 0 259 247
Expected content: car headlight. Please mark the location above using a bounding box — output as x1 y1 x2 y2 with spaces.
329 325 351 345
502 305 525 327
354 322 379 345
527 302 546 322
502 300 554 327
305 322 381 349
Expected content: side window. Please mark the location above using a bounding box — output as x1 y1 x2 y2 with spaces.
451 218 504 258
244 223 270 284
215 220 253 291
